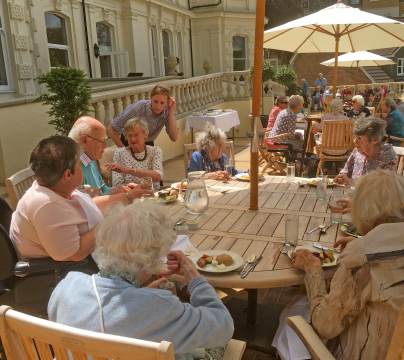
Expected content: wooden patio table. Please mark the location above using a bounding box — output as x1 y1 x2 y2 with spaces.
166 176 349 322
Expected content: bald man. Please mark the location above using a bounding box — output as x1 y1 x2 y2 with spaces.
69 117 149 204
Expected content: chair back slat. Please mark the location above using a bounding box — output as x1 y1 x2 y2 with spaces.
393 146 404 176
0 306 175 360
184 141 235 176
320 119 354 151
5 167 35 209
52 345 70 360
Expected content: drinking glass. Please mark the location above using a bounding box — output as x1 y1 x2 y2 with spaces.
316 175 328 201
141 176 154 197
285 214 299 248
225 160 233 177
329 195 344 224
286 163 296 182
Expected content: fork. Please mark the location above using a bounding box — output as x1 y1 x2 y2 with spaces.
240 255 256 277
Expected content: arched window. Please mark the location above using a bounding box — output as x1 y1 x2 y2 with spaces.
232 36 247 71
45 12 70 67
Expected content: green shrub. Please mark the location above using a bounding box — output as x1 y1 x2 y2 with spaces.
274 65 298 95
38 67 91 135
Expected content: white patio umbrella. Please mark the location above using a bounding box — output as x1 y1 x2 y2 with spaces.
263 0 404 94
321 51 395 67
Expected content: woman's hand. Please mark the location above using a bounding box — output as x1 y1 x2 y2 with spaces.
329 198 352 214
127 186 153 200
334 236 354 251
291 249 321 272
106 162 128 174
168 97 176 115
205 171 230 181
162 250 199 285
333 173 350 186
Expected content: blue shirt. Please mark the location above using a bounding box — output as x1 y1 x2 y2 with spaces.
188 151 237 175
80 153 111 195
386 109 404 140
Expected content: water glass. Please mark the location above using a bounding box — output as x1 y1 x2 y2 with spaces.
316 175 328 201
329 195 344 224
141 176 154 197
225 164 233 177
285 214 299 247
286 163 296 182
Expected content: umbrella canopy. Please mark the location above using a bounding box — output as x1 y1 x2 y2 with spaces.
321 51 395 67
263 1 404 93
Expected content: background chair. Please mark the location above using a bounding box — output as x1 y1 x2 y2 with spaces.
0 199 97 318
315 119 354 175
183 141 235 176
287 303 404 360
5 167 35 209
394 146 404 176
0 306 246 360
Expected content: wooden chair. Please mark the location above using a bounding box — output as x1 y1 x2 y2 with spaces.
183 141 235 176
5 167 35 209
0 305 246 360
287 304 404 360
316 119 354 176
394 146 404 176
389 135 404 147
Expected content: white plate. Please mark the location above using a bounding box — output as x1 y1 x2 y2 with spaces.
190 250 244 273
287 244 339 268
235 173 264 182
171 181 187 191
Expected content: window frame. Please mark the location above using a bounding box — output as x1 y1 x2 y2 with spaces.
232 35 247 71
45 12 71 68
162 29 172 75
398 58 404 76
0 3 12 91
150 26 160 76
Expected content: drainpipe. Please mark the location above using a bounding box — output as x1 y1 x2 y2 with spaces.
81 0 93 78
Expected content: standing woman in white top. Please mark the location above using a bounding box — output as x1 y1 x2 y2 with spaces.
107 118 163 190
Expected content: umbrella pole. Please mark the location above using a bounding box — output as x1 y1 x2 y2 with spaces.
333 32 340 96
249 0 265 211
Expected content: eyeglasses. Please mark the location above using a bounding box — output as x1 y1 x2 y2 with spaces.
85 134 108 144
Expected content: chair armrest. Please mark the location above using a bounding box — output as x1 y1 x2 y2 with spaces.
389 135 404 144
14 257 92 277
223 339 246 360
287 316 335 360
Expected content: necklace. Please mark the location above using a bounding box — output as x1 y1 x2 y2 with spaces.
130 147 147 161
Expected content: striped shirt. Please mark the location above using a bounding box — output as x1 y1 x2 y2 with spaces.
110 100 169 142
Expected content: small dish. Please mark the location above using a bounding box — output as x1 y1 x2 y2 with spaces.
287 244 339 268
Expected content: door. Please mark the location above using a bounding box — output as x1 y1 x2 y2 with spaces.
96 22 113 78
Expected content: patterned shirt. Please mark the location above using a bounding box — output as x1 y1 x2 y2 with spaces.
112 145 163 189
340 143 396 180
80 153 111 195
269 109 297 140
110 100 169 142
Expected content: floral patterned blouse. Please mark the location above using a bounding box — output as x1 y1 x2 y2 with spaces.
112 145 163 188
339 143 396 180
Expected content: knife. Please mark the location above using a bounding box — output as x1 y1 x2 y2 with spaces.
312 243 340 254
241 255 262 279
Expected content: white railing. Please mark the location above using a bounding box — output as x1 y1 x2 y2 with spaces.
89 71 287 125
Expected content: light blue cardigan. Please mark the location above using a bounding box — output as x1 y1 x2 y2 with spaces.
48 272 234 360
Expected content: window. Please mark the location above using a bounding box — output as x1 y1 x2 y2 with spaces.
0 11 11 90
177 32 183 72
398 58 404 76
151 26 160 76
45 12 69 67
232 36 247 71
162 30 171 75
96 22 113 78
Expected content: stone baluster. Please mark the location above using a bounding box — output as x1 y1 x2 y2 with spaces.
186 84 193 112
88 103 96 117
115 97 123 117
103 99 114 126
123 96 130 109
195 81 203 107
174 85 182 114
95 101 105 123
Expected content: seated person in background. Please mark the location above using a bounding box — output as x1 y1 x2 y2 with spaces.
188 126 237 180
273 170 404 360
268 95 304 153
313 98 348 132
10 136 103 261
334 117 396 186
322 90 333 113
69 116 149 202
48 200 234 360
311 87 322 111
267 96 288 130
380 97 404 143
106 118 163 190
346 95 371 118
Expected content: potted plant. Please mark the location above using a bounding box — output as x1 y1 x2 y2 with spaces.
274 65 299 96
38 67 91 135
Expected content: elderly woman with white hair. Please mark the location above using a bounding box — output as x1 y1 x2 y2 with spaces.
381 97 404 143
334 116 396 186
313 98 348 132
107 117 163 189
188 126 237 180
273 170 404 360
347 94 371 118
48 200 234 360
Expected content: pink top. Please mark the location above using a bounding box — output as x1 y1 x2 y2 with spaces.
267 106 281 130
10 181 102 260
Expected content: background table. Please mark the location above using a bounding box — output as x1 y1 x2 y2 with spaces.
185 110 240 141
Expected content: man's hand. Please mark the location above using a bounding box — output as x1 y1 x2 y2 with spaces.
205 171 230 181
334 236 354 251
127 186 153 200
105 162 128 174
291 249 321 272
162 250 199 285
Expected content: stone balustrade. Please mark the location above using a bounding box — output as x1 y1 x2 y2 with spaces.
90 71 287 125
